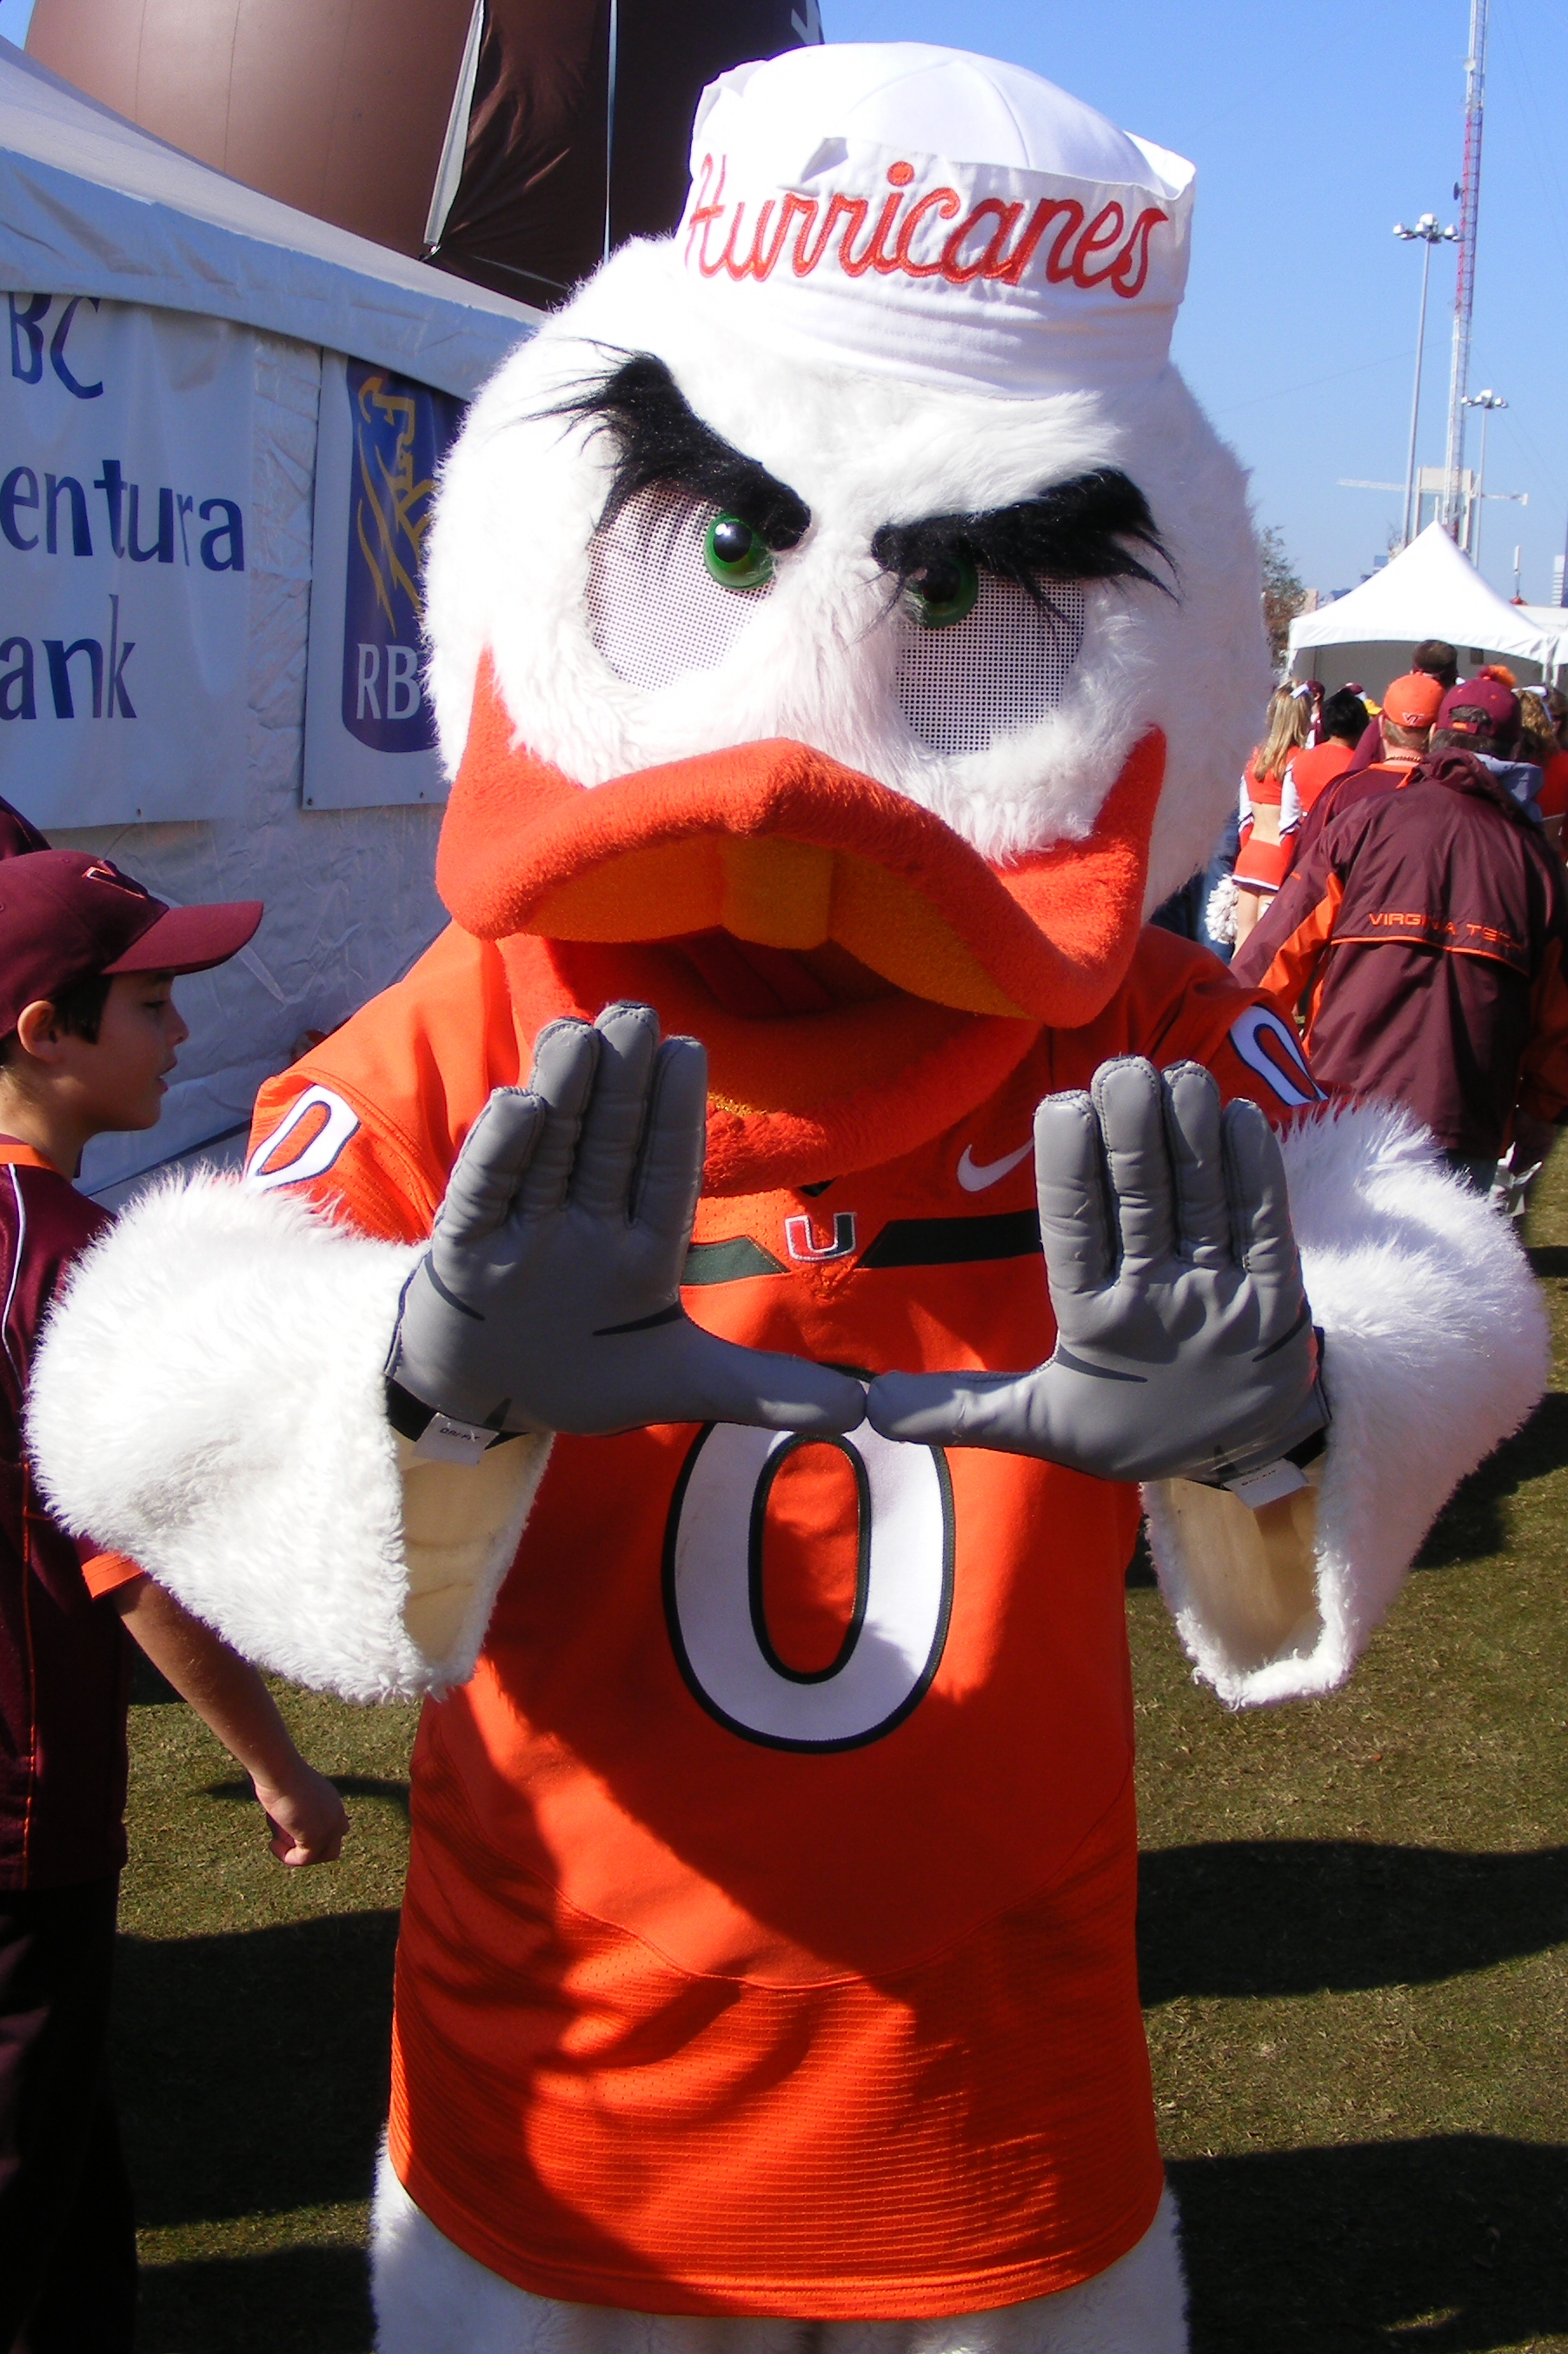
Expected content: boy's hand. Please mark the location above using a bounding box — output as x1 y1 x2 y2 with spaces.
251 1760 350 1866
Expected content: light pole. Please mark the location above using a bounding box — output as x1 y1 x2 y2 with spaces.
1461 389 1507 569
1393 215 1458 545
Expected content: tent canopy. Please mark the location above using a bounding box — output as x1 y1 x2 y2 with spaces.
0 36 538 396
0 35 539 1199
1515 605 1568 642
1289 523 1565 695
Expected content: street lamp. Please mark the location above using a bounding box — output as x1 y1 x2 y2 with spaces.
1461 388 1508 568
1394 215 1458 545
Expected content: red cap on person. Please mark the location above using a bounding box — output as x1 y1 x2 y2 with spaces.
1380 673 1445 730
0 851 262 1037
1438 675 1520 739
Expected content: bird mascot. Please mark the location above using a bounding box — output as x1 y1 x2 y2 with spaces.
30 43 1545 2354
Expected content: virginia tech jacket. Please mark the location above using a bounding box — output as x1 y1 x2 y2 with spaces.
1234 750 1568 1158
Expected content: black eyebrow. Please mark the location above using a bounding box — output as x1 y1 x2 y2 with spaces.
549 352 810 551
870 470 1172 615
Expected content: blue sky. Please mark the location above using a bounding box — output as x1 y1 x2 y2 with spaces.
827 0 1568 605
7 0 1565 603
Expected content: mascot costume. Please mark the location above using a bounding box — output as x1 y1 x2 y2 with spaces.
29 43 1544 2354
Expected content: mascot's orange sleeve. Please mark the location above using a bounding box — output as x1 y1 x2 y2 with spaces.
245 923 1318 2318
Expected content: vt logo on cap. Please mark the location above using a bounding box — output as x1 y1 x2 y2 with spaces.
81 860 156 901
0 851 262 1038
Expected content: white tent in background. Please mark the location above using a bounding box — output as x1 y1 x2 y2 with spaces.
0 37 540 1197
1289 522 1567 699
1513 606 1568 655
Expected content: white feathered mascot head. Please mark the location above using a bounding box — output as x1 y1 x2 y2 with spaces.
425 42 1268 1192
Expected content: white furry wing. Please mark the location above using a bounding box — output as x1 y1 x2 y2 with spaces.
26 1176 548 1702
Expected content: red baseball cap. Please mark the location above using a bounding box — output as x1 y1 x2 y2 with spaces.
0 852 262 1036
1438 675 1520 738
1380 673 1445 730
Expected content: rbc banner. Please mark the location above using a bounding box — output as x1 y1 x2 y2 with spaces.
303 354 462 808
0 295 254 827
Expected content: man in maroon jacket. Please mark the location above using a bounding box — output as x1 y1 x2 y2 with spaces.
0 851 350 2351
1282 670 1444 884
1232 739 1568 1189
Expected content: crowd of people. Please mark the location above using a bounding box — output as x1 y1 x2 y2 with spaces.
1159 638 1568 1200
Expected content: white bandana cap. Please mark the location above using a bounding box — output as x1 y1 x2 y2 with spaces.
674 43 1194 399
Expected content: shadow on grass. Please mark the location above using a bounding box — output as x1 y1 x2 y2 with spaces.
1139 1840 1568 2003
114 1912 399 2228
1417 1390 1568 1569
131 2136 1568 2354
1174 2135 1568 2351
138 2241 372 2354
205 1775 411 1820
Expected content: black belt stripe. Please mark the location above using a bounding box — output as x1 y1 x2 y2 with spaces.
683 1210 1040 1284
857 1210 1041 1268
683 1236 787 1285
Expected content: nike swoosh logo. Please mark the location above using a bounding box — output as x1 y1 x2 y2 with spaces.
956 1141 1033 1193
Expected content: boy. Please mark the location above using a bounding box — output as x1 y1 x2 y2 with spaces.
0 850 349 2352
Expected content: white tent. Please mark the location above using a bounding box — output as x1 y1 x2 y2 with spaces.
0 37 540 1197
1513 606 1568 664
1289 522 1567 699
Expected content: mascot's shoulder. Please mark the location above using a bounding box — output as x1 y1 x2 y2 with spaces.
248 925 522 1233
1100 920 1266 1050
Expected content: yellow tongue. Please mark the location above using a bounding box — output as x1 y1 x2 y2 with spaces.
532 834 1025 1018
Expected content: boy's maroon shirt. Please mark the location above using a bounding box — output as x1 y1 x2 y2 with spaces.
0 1145 130 1888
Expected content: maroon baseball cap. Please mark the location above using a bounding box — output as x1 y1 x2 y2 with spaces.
0 851 262 1036
1438 675 1519 739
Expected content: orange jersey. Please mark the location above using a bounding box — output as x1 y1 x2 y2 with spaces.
247 924 1318 2317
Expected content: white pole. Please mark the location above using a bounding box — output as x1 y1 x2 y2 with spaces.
1461 389 1506 572
1443 0 1490 532
1403 236 1432 548
1474 403 1489 567
1393 216 1458 545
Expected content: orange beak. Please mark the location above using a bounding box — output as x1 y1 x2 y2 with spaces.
439 660 1166 1032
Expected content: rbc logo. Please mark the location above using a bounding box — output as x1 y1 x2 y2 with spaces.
341 361 462 754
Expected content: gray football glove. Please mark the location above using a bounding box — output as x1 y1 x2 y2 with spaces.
867 1057 1327 1485
386 1001 865 1442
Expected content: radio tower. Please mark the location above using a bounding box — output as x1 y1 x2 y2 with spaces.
1442 0 1490 539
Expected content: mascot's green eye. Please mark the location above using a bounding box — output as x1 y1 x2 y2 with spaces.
703 513 774 591
908 553 980 629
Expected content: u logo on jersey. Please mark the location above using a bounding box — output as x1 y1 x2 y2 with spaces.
245 1086 360 1192
664 1420 953 1752
784 1211 857 1262
1228 1005 1320 1110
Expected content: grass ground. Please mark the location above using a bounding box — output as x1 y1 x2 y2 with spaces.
115 1160 1568 2351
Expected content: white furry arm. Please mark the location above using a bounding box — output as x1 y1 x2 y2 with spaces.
1143 1103 1547 1707
26 1178 550 1702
